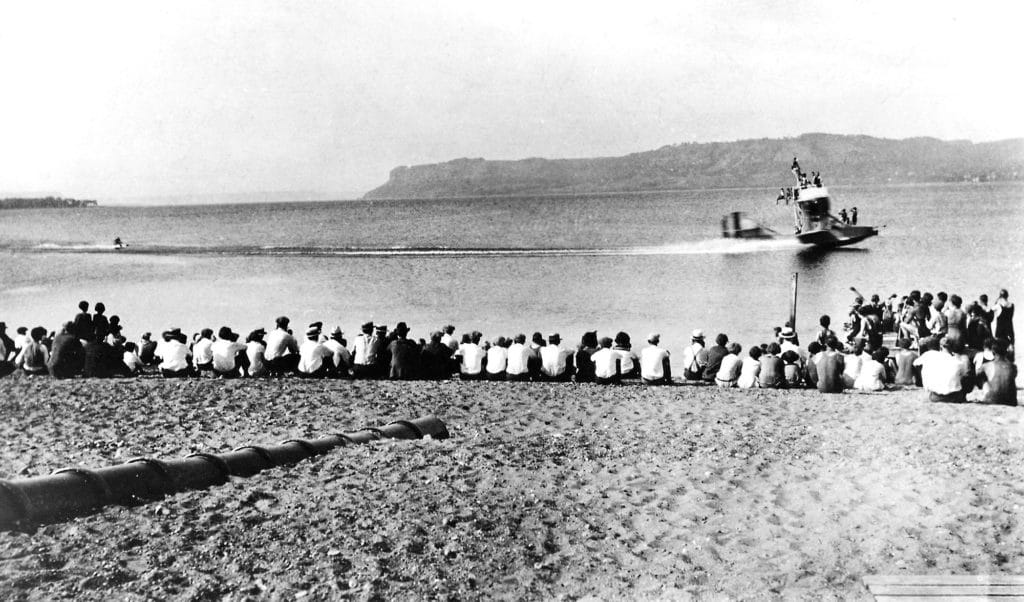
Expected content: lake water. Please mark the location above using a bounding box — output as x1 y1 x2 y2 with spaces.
1 182 1022 357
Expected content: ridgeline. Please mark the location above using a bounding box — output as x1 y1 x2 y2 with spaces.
0 196 98 210
364 133 1024 199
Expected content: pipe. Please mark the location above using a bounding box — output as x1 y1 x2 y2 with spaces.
0 415 448 529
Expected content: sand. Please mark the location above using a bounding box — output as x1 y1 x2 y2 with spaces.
0 375 1022 600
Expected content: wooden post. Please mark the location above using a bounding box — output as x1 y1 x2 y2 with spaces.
789 272 798 329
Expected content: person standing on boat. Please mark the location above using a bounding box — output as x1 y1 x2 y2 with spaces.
838 208 849 224
791 157 803 184
776 188 786 205
850 207 858 225
813 172 822 187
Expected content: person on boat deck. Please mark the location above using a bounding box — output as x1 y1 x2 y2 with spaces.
850 206 858 225
776 188 786 205
838 208 849 224
976 338 1017 406
813 172 822 187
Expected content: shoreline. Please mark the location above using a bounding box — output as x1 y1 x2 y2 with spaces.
1 377 1021 599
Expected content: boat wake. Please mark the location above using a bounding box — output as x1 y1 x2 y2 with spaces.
13 238 805 258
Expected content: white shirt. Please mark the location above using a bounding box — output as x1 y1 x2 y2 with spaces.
459 343 486 375
265 328 298 361
614 348 637 374
780 340 806 361
440 333 458 351
506 343 530 375
914 350 966 395
123 350 143 373
324 339 352 371
159 340 191 372
716 353 742 382
350 333 373 365
640 345 670 380
298 339 332 374
212 339 247 372
680 342 705 374
246 341 267 377
592 348 619 379
737 356 761 388
486 346 508 373
540 344 571 376
193 338 214 365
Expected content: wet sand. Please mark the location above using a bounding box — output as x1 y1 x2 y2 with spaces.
0 376 1022 600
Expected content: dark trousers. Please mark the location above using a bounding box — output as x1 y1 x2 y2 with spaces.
266 355 299 376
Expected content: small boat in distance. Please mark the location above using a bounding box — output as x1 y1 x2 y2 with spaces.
791 186 878 248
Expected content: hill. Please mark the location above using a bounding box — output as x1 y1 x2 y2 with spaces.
363 133 1024 199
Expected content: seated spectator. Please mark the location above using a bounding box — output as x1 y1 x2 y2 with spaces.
324 327 352 377
82 337 113 378
701 333 729 382
139 332 158 365
420 331 454 380
815 338 846 393
613 332 639 379
388 322 420 380
854 349 887 391
48 322 84 378
640 333 672 385
893 338 919 386
781 350 803 387
976 339 1017 406
573 331 599 384
681 330 707 380
803 341 822 389
193 328 215 375
298 325 334 378
159 330 192 378
592 337 621 385
842 340 865 389
505 334 531 381
14 326 49 376
527 332 545 381
758 343 785 389
485 337 509 380
737 346 762 389
715 342 742 387
459 331 487 380
245 329 268 378
122 342 144 376
540 333 573 381
265 316 300 377
913 337 968 403
212 326 248 378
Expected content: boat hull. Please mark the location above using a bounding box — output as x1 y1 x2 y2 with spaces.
796 225 878 248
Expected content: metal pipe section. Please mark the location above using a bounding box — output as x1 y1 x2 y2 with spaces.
0 415 448 530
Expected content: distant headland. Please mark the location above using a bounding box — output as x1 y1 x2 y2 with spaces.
364 133 1024 199
0 196 98 210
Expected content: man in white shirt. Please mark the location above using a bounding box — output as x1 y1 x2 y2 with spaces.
639 333 672 385
485 337 509 380
265 316 299 376
212 326 248 378
324 327 352 377
245 329 268 378
440 325 458 352
159 331 192 378
913 337 968 402
459 332 487 380
778 327 806 361
349 321 376 378
192 328 215 375
680 329 707 380
505 334 530 381
540 333 573 381
592 337 621 385
298 325 333 378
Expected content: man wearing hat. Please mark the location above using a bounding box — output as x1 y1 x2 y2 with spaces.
369 324 390 379
323 327 352 377
540 333 573 381
640 333 672 385
212 326 248 378
245 329 268 378
349 321 376 379
680 329 708 381
387 322 420 379
297 324 333 378
265 316 299 376
778 326 806 361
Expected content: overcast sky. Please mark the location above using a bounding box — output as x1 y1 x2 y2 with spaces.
2 1 1021 202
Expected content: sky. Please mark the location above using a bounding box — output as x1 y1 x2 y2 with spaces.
1 0 1022 202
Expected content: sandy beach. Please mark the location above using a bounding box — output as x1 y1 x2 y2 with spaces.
0 375 1021 600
